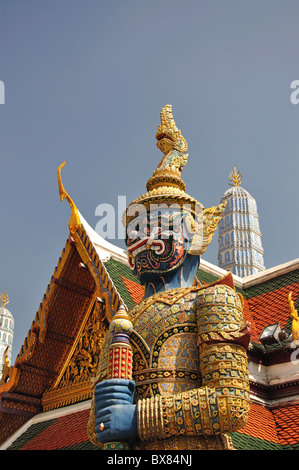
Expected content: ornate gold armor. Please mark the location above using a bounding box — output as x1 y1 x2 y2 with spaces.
88 105 250 450
90 276 250 450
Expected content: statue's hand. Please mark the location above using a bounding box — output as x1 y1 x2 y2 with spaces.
94 378 138 443
96 403 137 443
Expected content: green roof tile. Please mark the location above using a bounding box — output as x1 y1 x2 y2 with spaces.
230 432 283 450
244 269 299 299
61 440 99 450
104 258 141 309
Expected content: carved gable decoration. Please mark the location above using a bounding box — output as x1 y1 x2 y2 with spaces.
42 297 108 411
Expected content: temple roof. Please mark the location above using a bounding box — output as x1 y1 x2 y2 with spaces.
78 211 127 264
1 179 299 450
2 396 299 450
1 215 299 449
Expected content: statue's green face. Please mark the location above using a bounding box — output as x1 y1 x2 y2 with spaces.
126 207 189 283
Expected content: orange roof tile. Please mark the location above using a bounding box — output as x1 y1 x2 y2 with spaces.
237 402 280 444
247 284 299 342
242 297 259 341
272 403 299 446
121 275 144 304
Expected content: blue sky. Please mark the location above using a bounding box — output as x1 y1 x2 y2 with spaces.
1 0 299 362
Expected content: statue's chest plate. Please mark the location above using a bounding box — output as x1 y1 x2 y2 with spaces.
130 289 201 397
132 293 197 349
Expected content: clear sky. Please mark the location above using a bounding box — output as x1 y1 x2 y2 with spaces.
1 0 299 362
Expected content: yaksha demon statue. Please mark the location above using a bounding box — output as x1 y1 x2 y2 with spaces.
88 105 251 450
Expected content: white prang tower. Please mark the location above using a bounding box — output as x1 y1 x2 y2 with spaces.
0 291 14 377
218 167 265 277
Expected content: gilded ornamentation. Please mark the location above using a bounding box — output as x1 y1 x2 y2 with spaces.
0 290 9 307
58 301 106 388
57 161 81 234
0 347 11 385
131 283 250 449
288 292 299 345
156 104 188 156
124 105 226 257
107 304 133 381
42 296 107 411
89 279 250 450
75 224 122 323
229 166 242 187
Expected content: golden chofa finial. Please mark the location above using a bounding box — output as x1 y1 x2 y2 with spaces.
57 161 81 234
0 290 9 307
229 166 242 187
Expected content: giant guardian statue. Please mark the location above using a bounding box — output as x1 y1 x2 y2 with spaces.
88 105 251 450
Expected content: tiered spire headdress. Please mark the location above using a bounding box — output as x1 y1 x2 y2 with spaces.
125 105 226 255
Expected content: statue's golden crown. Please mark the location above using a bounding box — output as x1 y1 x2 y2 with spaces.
124 105 226 256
